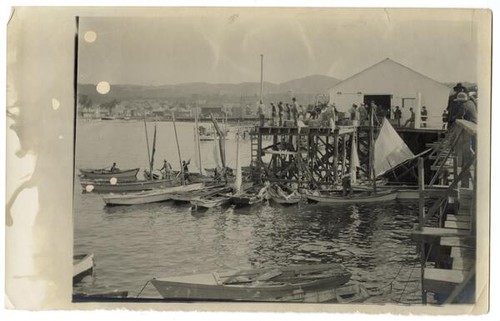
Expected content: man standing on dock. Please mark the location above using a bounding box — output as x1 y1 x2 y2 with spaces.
420 106 428 128
394 106 402 127
258 100 265 126
349 104 360 127
278 101 284 126
403 108 415 128
270 102 277 126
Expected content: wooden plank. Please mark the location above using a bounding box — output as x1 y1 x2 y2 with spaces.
444 221 470 230
446 215 471 222
452 257 475 271
411 227 469 243
456 119 477 135
424 268 466 294
450 246 475 259
440 236 474 248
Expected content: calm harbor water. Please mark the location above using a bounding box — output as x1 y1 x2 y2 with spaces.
74 120 424 303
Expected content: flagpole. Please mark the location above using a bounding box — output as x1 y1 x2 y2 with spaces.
143 115 152 180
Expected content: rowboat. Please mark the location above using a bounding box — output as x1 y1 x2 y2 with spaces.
305 189 398 204
168 186 231 203
150 263 352 302
268 185 301 205
230 192 263 207
79 168 139 181
335 283 371 303
102 183 204 206
73 253 94 284
190 193 232 210
81 178 178 193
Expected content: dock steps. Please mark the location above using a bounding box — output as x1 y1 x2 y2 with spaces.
446 215 471 222
440 236 474 248
444 221 470 230
423 268 467 294
411 227 469 243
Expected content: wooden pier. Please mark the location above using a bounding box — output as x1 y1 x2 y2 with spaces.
249 122 443 188
410 119 477 304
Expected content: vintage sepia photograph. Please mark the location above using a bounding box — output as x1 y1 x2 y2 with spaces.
5 5 492 315
70 8 489 306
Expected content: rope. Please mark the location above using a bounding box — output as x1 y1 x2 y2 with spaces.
380 261 406 291
398 259 418 303
136 279 152 298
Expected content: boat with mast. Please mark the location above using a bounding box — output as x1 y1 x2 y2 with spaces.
306 111 412 204
80 119 178 193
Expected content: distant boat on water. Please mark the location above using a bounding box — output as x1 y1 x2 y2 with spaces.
81 177 178 193
79 168 139 181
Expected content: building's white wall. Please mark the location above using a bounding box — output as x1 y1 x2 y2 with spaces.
329 59 451 128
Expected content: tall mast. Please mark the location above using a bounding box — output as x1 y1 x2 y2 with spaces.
195 108 203 175
143 116 152 180
369 105 377 193
172 112 184 185
260 54 264 103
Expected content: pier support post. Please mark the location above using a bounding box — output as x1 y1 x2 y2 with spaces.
418 157 427 304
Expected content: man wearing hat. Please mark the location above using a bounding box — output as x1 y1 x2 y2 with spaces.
447 92 468 129
448 83 468 104
349 104 360 127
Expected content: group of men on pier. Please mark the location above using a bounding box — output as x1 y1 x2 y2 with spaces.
257 97 420 130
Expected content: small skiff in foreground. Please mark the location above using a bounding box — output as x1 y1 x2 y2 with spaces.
150 263 352 302
306 190 398 205
102 183 205 206
73 253 94 284
79 168 139 181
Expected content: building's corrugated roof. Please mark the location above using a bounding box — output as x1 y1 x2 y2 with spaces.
331 58 451 91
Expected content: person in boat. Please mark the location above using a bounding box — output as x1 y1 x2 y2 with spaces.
182 159 191 182
342 173 353 197
160 159 172 179
394 106 402 127
403 108 415 128
257 181 271 201
110 162 119 173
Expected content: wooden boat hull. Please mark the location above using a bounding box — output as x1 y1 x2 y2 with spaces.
306 190 398 204
151 263 351 302
79 168 139 180
272 196 301 205
168 186 230 203
81 178 177 193
191 195 231 210
102 183 204 206
73 253 94 284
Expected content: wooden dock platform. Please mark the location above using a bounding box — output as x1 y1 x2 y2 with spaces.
411 120 476 304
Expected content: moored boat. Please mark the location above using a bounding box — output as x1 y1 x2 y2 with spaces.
268 184 301 205
102 182 205 206
79 168 139 181
150 263 351 302
335 283 371 303
190 193 232 210
81 178 178 193
305 189 398 204
167 185 230 202
73 253 94 284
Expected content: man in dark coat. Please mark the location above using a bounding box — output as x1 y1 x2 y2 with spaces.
447 92 468 129
394 106 402 127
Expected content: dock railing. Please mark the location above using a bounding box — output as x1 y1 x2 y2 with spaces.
413 119 477 304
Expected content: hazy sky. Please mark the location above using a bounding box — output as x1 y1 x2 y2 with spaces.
78 8 481 86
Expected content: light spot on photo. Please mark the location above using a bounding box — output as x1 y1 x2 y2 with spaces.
96 81 111 95
85 185 94 193
84 31 97 43
52 98 60 110
110 177 118 185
